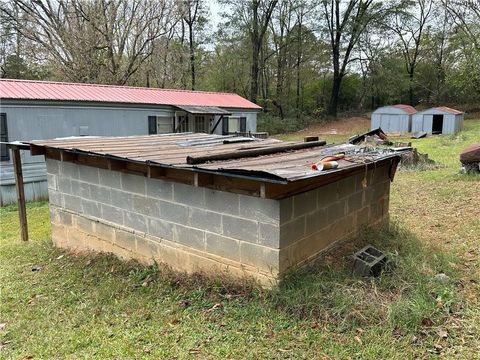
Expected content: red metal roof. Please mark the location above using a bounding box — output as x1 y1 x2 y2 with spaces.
433 106 463 115
0 79 261 110
392 104 417 114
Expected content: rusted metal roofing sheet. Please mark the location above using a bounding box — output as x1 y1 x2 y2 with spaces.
27 133 400 183
392 104 417 115
432 106 463 115
0 79 261 110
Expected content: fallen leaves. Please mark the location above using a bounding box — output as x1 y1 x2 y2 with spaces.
421 317 434 327
437 329 448 339
206 303 222 312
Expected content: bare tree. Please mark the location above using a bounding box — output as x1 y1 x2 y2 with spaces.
385 0 434 105
443 0 480 50
1 0 177 84
320 0 381 117
180 0 207 90
249 0 278 103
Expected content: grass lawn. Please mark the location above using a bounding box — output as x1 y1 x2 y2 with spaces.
1 120 479 359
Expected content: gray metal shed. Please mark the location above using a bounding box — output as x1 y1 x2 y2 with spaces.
371 104 417 133
412 107 464 135
0 79 260 205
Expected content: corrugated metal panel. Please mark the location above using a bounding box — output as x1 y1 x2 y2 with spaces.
0 79 262 110
175 105 231 115
27 134 400 183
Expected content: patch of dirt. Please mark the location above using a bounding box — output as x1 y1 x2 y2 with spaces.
296 117 370 135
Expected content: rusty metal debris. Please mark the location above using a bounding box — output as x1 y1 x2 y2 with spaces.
460 143 480 174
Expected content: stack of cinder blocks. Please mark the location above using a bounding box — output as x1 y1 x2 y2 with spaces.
47 158 391 286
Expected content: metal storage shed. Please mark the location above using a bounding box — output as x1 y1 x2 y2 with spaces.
371 104 416 133
412 107 464 135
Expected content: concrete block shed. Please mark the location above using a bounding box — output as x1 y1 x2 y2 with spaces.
26 134 400 286
412 106 464 135
371 104 417 133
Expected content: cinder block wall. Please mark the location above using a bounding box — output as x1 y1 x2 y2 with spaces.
46 158 282 285
278 166 390 272
46 158 390 286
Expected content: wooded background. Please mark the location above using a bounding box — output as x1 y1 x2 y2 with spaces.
1 0 479 130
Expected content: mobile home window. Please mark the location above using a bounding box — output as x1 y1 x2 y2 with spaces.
0 113 9 161
227 117 247 133
156 116 175 134
228 117 240 133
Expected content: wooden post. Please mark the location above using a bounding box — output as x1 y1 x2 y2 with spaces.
11 146 28 241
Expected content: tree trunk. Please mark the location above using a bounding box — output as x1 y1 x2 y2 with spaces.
188 21 195 90
328 73 342 118
295 21 302 119
250 42 260 103
409 68 414 105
